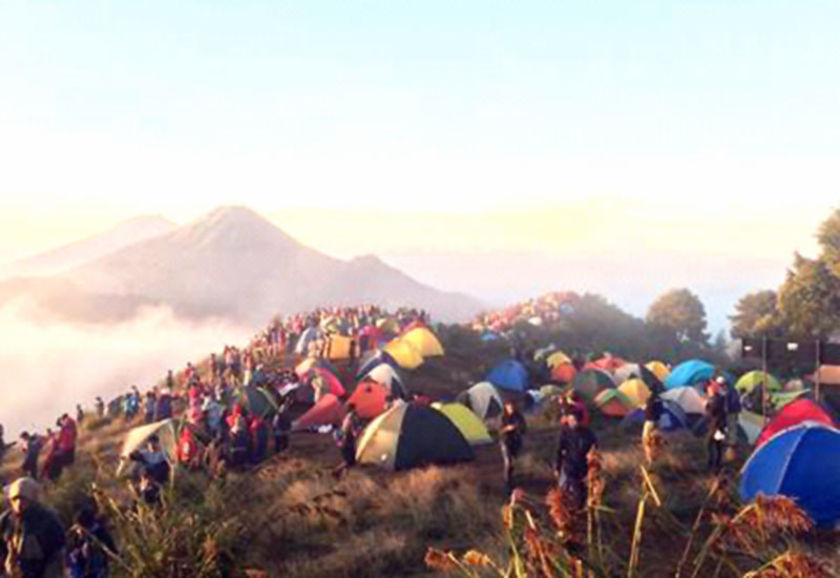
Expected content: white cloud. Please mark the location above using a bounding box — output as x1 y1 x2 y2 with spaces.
0 300 253 438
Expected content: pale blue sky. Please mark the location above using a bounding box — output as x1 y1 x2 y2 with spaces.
1 1 839 331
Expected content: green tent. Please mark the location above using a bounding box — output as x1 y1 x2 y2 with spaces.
572 368 615 400
735 371 782 395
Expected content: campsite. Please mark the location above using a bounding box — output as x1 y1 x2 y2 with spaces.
3 295 840 577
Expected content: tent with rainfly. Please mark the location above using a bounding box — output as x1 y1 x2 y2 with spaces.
383 339 425 370
550 363 577 384
546 351 572 368
363 363 408 399
664 359 717 389
661 386 707 416
487 360 530 393
356 350 399 380
755 399 836 448
431 402 493 445
456 382 504 421
645 361 671 382
617 379 652 408
293 394 346 430
735 371 783 395
594 389 635 417
740 422 840 527
356 403 475 470
624 399 688 432
400 327 444 358
347 380 389 420
572 368 615 401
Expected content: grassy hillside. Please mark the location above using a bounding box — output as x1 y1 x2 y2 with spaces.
1 326 837 577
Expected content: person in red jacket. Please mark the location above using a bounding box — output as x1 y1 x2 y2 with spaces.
57 414 78 468
177 425 201 470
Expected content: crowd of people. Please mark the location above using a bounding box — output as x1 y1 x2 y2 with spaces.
0 300 751 577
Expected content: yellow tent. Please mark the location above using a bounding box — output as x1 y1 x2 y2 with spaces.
546 351 572 368
617 379 652 408
401 327 444 357
645 361 670 382
383 338 424 370
325 335 353 360
431 402 493 445
116 419 176 475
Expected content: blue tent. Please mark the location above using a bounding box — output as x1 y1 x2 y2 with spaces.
623 400 688 432
740 422 840 527
487 360 530 392
664 359 717 389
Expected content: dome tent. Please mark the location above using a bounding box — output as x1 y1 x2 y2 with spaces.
431 402 493 445
755 399 836 448
456 382 504 421
356 403 475 470
487 360 530 393
740 422 840 527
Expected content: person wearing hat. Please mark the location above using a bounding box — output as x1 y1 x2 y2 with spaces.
0 477 65 577
555 407 597 510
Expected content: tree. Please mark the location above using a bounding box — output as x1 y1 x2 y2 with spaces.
645 288 709 345
776 253 840 338
729 290 779 339
817 208 840 273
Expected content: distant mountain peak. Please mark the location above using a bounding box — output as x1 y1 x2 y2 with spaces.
350 254 386 266
171 205 295 250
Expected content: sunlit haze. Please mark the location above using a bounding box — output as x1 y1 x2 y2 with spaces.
1 0 839 432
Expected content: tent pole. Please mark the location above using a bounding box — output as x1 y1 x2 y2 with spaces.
761 336 768 426
815 340 821 403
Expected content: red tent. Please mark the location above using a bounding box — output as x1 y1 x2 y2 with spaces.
347 380 388 419
311 368 346 397
756 399 836 447
293 394 346 430
587 355 627 373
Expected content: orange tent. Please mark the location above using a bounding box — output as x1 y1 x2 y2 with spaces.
551 363 577 384
347 380 389 420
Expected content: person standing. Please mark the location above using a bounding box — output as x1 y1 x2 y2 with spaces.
333 404 361 479
271 399 292 455
555 408 597 510
500 400 527 496
705 380 728 473
19 433 43 480
642 393 663 464
0 477 66 578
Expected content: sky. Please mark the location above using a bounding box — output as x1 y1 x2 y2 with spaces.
1 0 839 330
